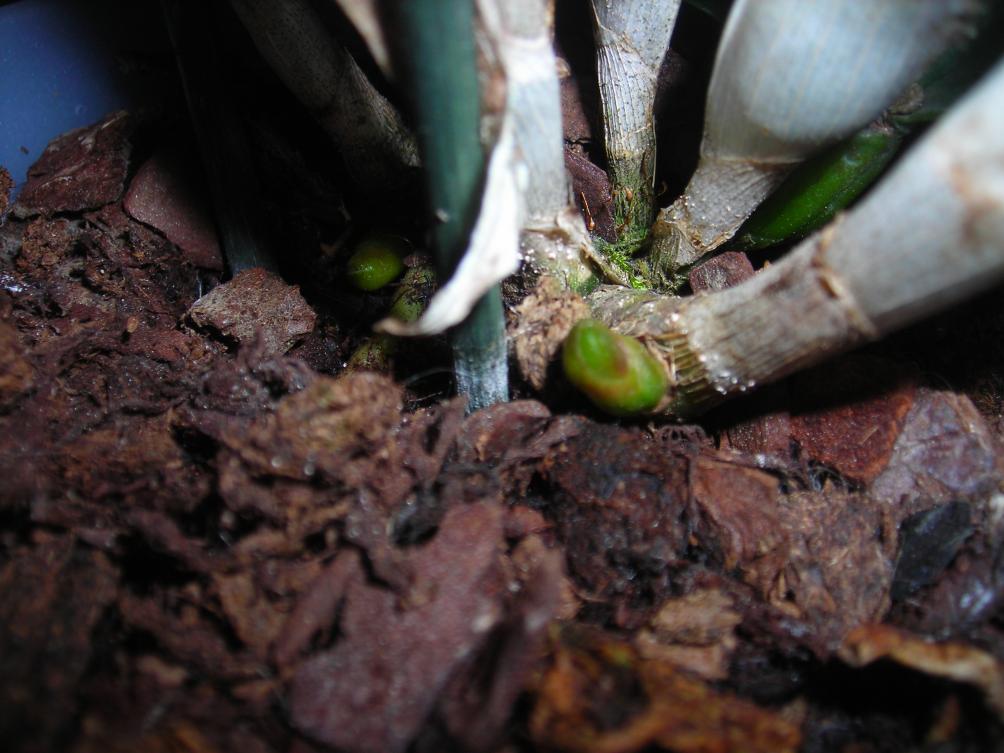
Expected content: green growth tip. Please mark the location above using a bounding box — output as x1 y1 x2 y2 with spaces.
346 233 409 291
562 319 667 416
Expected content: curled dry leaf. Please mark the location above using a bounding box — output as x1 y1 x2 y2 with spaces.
840 624 1004 719
634 588 743 681
531 626 801 753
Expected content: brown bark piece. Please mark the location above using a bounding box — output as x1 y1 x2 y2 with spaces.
118 592 264 681
186 268 316 356
13 111 132 218
391 395 467 488
228 372 402 480
723 407 794 461
437 542 565 752
565 147 616 242
774 490 894 647
871 388 1003 514
635 588 743 680
127 509 216 573
510 533 580 621
544 424 693 627
74 720 228 753
212 570 288 663
0 536 118 751
889 500 974 602
60 203 203 326
688 250 754 292
455 397 546 458
456 400 583 497
840 624 1004 718
888 517 1004 637
72 680 279 753
690 455 789 596
559 70 595 145
59 414 211 515
124 144 224 271
788 358 917 484
0 166 12 218
16 217 78 271
254 557 326 600
0 319 33 410
504 505 552 539
288 502 507 753
272 550 361 667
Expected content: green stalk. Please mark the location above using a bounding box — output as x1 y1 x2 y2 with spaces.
732 123 903 252
390 0 508 411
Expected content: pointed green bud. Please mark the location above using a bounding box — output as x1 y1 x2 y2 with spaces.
346 232 409 291
562 319 667 416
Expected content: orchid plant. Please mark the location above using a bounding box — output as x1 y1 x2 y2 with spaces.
227 0 1003 416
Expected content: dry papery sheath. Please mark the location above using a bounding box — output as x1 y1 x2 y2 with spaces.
483 0 596 292
592 57 1004 417
649 0 977 280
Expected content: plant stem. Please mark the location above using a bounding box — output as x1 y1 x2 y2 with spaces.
590 0 681 248
492 0 596 292
162 0 278 275
391 0 508 411
590 57 1004 417
648 0 976 285
230 0 419 194
732 4 1004 253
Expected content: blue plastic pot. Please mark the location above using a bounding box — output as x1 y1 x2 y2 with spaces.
0 0 168 193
